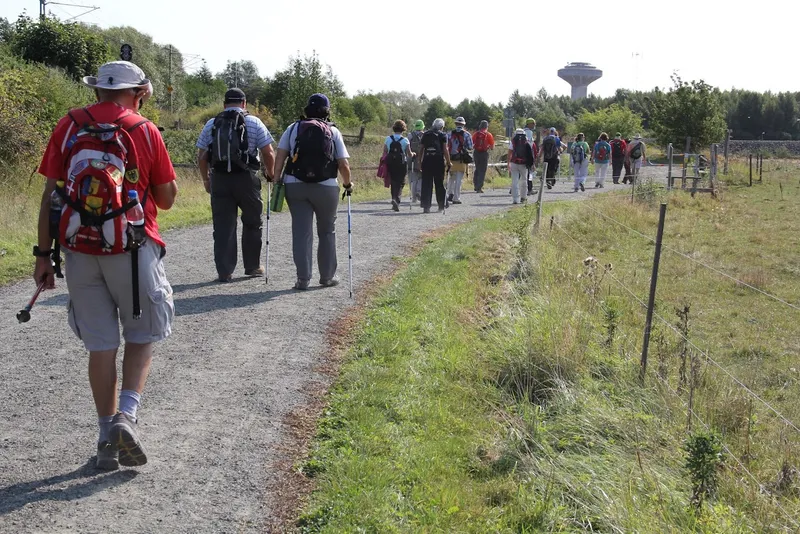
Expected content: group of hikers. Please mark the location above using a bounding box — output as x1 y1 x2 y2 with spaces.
382 116 648 207
27 58 650 471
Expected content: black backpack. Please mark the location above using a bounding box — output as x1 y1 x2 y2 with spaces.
571 143 586 165
511 133 533 166
210 109 253 173
421 130 444 160
542 136 559 160
285 119 337 182
386 135 407 170
610 139 625 159
630 142 643 160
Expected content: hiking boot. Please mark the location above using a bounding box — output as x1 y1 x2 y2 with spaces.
245 266 265 277
423 207 431 214
293 279 310 290
218 274 233 283
96 441 119 471
546 184 553 190
320 277 340 287
580 183 585 192
391 200 400 212
452 199 462 205
437 206 445 213
110 412 147 467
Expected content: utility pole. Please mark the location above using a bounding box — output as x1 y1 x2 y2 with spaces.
40 0 46 19
168 44 173 114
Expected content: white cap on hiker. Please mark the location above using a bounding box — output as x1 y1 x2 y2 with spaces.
515 128 525 135
550 127 556 134
83 61 151 90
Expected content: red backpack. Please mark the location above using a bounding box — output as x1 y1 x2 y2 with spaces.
58 107 149 255
473 130 489 152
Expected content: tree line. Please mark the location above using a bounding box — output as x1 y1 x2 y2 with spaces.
1 13 798 171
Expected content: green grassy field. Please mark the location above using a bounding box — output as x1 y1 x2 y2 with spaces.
0 139 512 286
294 160 800 532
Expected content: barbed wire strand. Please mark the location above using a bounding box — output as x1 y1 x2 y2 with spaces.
551 220 800 436
552 219 799 528
577 203 800 313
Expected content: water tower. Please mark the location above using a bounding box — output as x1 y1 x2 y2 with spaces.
558 62 603 100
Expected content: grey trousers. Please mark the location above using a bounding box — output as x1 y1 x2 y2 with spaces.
285 182 340 282
473 150 490 191
210 169 263 276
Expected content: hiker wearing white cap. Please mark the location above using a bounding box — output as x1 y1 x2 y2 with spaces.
446 116 473 205
626 134 647 181
508 128 534 204
33 60 178 470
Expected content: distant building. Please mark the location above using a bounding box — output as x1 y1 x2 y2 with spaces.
558 62 603 100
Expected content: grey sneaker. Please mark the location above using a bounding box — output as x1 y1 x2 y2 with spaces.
110 412 147 467
293 279 310 290
96 441 119 471
320 277 340 288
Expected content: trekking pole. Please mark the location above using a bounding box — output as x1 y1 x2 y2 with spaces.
346 191 354 299
265 180 271 285
16 279 47 323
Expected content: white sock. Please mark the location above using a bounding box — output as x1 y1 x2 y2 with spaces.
119 389 142 421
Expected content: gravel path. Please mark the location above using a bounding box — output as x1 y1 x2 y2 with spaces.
0 171 663 533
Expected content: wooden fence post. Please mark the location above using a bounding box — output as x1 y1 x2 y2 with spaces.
640 202 668 383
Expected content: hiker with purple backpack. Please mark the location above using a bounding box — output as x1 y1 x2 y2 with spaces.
273 94 353 290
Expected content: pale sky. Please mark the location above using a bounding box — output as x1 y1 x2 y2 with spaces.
3 0 798 105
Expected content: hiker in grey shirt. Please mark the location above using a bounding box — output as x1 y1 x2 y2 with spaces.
273 93 353 290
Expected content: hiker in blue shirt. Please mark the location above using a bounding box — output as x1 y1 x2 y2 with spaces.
383 120 415 211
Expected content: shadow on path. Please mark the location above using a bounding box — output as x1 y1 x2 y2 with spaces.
0 460 138 516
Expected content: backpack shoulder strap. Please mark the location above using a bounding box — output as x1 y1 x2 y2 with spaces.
68 107 95 128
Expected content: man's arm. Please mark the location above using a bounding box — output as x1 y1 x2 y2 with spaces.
197 148 210 193
151 181 178 210
33 179 57 288
259 144 276 180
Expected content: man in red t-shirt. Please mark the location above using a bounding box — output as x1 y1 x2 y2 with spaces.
472 119 495 193
33 61 178 470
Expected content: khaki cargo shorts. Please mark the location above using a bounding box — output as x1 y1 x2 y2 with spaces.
64 241 174 351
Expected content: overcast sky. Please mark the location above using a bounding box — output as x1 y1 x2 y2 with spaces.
3 0 797 105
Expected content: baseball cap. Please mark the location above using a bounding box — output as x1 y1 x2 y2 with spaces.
515 128 525 135
615 132 622 137
455 116 466 125
83 61 150 91
308 93 330 108
549 127 556 134
525 117 536 125
224 88 246 103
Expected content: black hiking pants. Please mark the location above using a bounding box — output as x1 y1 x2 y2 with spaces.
611 157 625 183
473 150 490 191
210 169 263 277
421 163 446 209
544 157 559 187
389 165 407 205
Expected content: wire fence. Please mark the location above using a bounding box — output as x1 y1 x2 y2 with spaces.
547 189 800 524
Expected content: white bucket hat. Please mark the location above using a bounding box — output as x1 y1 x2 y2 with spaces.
633 133 642 140
83 61 151 90
454 116 466 125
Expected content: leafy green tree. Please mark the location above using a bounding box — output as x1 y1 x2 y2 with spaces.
0 17 13 43
267 53 345 126
508 89 535 120
351 93 386 125
650 76 726 151
182 70 226 108
375 91 427 125
10 15 111 81
423 96 453 129
575 104 643 144
218 60 260 89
